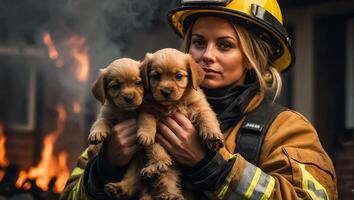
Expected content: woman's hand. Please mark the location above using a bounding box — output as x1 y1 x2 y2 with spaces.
105 119 141 168
156 113 206 167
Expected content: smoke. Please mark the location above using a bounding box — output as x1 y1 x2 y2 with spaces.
0 0 179 96
0 0 179 166
0 0 178 62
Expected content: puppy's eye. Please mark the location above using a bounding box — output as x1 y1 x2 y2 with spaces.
175 73 183 81
136 80 142 85
110 83 121 90
152 73 161 81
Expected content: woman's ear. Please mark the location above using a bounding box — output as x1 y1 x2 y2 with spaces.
188 55 205 90
91 68 107 105
140 53 153 90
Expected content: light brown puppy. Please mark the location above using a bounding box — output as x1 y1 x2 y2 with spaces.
137 48 224 200
88 58 146 199
89 58 144 143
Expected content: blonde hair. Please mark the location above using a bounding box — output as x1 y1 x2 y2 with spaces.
182 21 282 101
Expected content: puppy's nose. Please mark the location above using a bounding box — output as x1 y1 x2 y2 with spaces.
160 89 171 98
124 95 135 104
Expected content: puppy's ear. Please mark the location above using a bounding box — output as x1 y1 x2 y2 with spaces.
91 69 107 105
140 53 154 89
188 55 205 90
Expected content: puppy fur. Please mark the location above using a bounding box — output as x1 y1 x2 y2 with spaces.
137 48 224 200
88 58 146 199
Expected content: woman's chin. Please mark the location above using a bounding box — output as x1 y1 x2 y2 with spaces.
200 80 223 89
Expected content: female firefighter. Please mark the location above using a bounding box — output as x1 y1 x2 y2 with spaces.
61 0 338 199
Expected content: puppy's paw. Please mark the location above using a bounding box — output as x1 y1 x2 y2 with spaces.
88 130 109 144
140 161 171 179
104 182 130 200
140 165 163 179
137 132 155 146
155 193 184 200
200 130 224 151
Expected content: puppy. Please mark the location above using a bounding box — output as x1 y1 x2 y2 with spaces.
88 58 146 199
137 48 224 200
89 58 144 143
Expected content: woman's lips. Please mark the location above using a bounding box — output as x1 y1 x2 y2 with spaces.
202 68 219 75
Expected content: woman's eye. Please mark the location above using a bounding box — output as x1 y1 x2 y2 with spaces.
192 38 205 49
218 41 233 50
175 73 183 81
136 80 142 85
111 83 121 90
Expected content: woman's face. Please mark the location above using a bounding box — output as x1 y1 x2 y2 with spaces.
189 16 247 89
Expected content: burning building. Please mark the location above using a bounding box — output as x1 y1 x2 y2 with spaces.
0 0 179 199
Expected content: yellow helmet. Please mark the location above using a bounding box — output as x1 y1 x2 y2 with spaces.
168 0 295 72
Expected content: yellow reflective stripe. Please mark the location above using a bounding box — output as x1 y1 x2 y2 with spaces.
217 184 229 199
216 154 237 200
229 160 275 200
71 176 82 199
245 168 262 198
260 176 275 200
235 160 257 197
71 167 84 177
299 163 329 200
81 148 89 160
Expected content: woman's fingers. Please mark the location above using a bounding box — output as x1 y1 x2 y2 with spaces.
121 132 139 148
157 121 180 143
161 117 184 133
156 133 173 152
112 118 136 134
158 113 197 145
121 124 138 137
172 113 195 133
155 113 206 166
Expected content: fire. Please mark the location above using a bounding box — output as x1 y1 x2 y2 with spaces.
42 31 90 82
16 104 69 192
67 35 90 82
54 152 70 193
43 32 64 68
0 123 8 181
73 101 81 114
43 32 59 60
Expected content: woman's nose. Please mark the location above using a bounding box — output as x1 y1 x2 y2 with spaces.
202 43 216 63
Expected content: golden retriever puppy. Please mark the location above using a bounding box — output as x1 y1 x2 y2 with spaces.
89 58 143 143
137 48 224 200
88 58 146 199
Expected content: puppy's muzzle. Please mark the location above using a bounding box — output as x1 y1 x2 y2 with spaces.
160 89 172 98
123 95 135 104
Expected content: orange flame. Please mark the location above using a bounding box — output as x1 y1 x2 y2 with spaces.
16 104 69 192
0 123 8 181
68 35 90 82
54 152 70 193
43 32 59 60
73 101 81 114
43 32 64 68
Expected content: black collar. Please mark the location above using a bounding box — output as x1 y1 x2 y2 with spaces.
203 73 259 132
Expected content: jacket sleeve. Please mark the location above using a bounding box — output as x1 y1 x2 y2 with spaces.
60 143 128 200
60 148 92 200
206 110 337 200
183 150 235 191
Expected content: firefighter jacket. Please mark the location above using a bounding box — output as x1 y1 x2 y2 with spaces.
60 91 337 200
